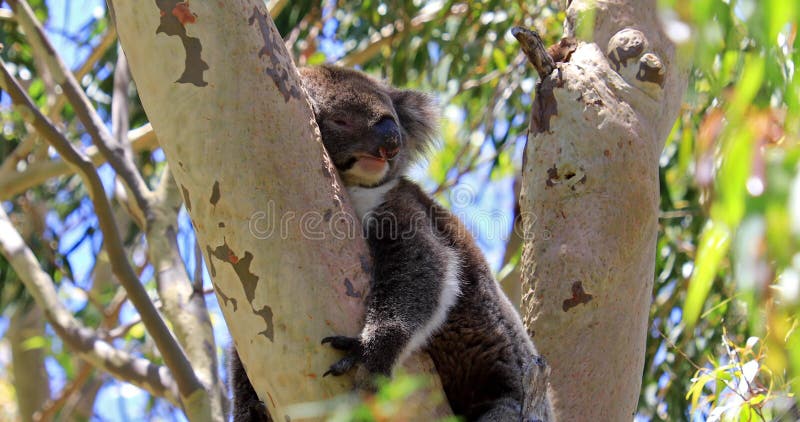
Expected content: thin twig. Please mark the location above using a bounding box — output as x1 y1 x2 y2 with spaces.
107 43 147 227
73 27 117 82
32 363 93 422
106 317 142 340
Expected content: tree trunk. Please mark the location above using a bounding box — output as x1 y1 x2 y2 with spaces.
110 1 447 419
8 305 50 422
519 1 688 419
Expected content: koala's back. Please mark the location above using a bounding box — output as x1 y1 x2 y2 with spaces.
376 179 551 420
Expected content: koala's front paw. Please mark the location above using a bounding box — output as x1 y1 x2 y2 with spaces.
321 335 362 377
321 335 359 351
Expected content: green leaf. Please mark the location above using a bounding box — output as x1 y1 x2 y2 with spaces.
306 52 327 66
687 371 713 409
21 335 48 351
127 322 145 340
787 322 800 410
684 221 732 328
727 54 765 120
713 125 754 228
491 49 507 71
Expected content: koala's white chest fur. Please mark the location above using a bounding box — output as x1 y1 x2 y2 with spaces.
346 179 399 219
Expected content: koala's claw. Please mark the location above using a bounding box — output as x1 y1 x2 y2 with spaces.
323 354 360 377
322 335 363 377
321 335 360 351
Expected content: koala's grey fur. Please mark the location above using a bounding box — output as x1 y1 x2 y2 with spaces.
230 65 553 422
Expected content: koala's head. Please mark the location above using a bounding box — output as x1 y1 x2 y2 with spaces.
300 65 438 187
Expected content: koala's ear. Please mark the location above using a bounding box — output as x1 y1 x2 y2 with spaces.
298 68 321 115
390 89 439 154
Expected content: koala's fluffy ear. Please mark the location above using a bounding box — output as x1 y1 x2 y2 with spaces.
390 89 439 155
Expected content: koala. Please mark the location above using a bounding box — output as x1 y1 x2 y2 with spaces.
230 65 553 422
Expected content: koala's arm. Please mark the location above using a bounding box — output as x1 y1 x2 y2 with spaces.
323 210 458 377
229 347 271 422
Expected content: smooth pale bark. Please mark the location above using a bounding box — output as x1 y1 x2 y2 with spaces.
519 1 688 419
111 1 448 420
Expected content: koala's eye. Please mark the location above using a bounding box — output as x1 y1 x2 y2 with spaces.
331 118 351 128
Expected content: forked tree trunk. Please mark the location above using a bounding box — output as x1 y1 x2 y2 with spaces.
518 1 688 419
110 1 447 420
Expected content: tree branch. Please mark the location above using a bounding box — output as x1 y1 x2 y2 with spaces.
511 27 555 80
0 125 157 201
516 1 688 417
32 363 93 422
0 25 118 182
111 43 131 149
148 165 227 420
73 27 118 82
0 60 205 405
8 0 154 222
0 207 180 405
108 43 147 228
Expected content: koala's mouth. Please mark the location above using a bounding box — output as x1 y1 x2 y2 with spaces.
354 154 388 171
340 153 391 187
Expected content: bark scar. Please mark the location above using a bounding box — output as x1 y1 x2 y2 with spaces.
343 278 362 298
248 7 303 102
636 53 665 87
207 239 274 340
606 28 647 71
213 284 238 311
530 74 561 134
181 184 192 211
155 0 208 86
171 1 196 25
210 180 221 206
547 37 578 65
513 27 576 135
562 281 593 312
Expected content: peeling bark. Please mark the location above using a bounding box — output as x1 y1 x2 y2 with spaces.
518 0 688 419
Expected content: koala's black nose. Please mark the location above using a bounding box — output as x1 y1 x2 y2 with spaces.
372 117 400 143
373 117 401 157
